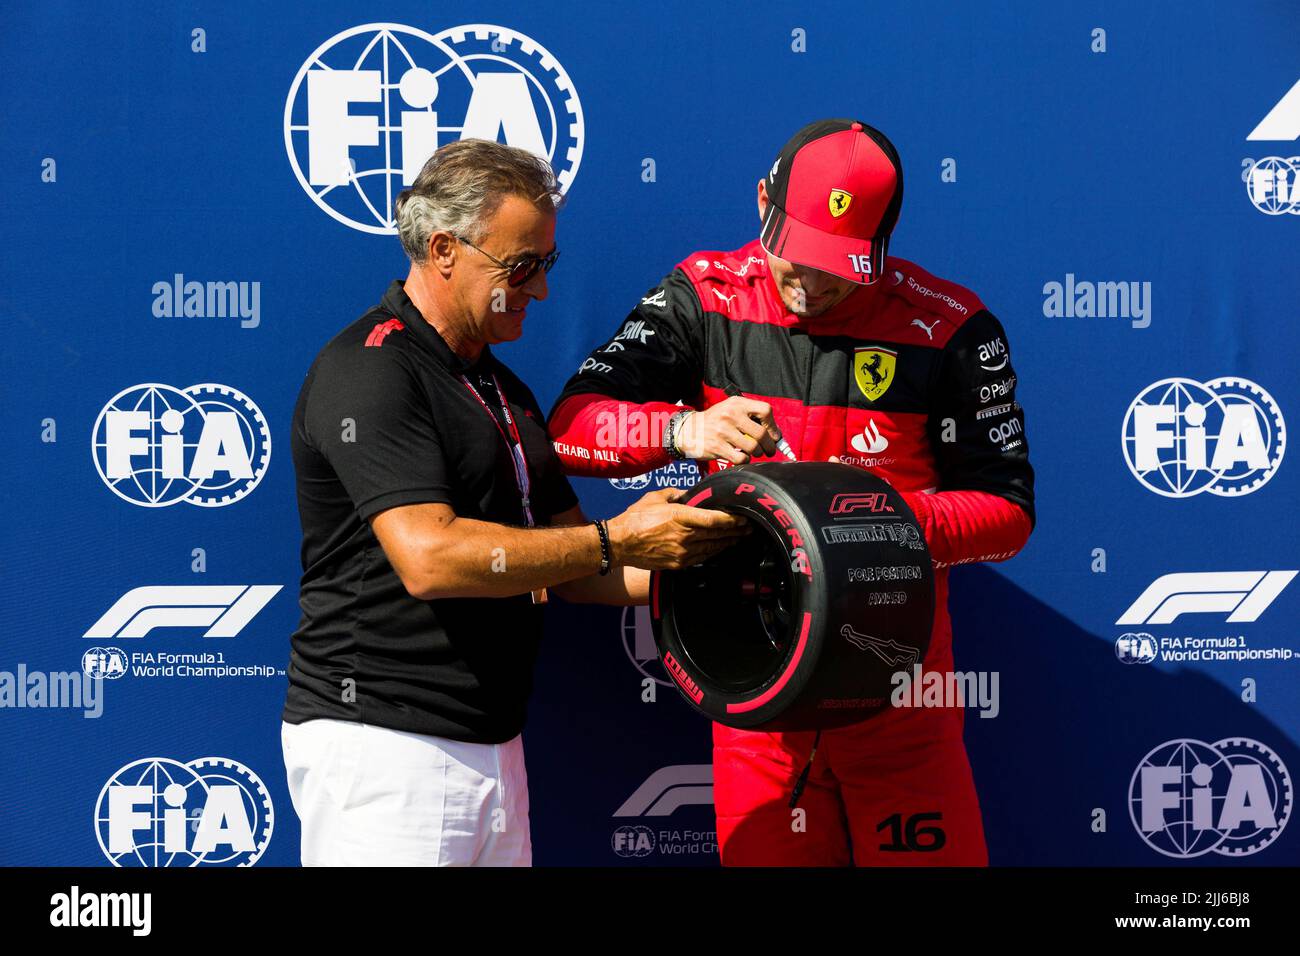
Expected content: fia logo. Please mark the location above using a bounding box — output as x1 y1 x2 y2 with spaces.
92 384 271 507
95 757 274 866
1121 377 1285 497
285 23 585 233
1114 633 1157 664
1129 738 1291 857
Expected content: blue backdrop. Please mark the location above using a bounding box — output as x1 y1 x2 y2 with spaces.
2 0 1297 866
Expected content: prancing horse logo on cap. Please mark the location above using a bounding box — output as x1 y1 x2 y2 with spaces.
829 188 853 218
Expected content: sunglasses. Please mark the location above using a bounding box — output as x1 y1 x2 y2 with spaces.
455 235 560 288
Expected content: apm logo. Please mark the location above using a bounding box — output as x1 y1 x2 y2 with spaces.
284 23 585 234
1121 377 1285 497
95 757 274 866
92 384 271 508
1129 738 1291 858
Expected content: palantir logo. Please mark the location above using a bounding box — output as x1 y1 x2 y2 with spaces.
92 384 271 507
1121 377 1285 497
1129 738 1291 858
284 23 585 234
95 757 274 866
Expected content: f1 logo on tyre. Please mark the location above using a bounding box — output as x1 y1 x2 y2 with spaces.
829 493 893 516
1116 571 1296 625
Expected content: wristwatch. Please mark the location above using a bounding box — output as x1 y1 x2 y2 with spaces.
663 410 694 461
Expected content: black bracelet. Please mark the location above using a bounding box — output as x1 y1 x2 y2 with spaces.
593 519 612 575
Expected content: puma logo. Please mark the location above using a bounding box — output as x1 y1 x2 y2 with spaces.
911 318 939 340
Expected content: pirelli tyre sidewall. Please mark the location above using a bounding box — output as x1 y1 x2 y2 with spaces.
651 462 935 731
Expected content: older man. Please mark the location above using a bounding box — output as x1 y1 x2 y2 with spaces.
281 139 746 867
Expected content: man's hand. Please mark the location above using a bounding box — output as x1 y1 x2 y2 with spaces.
675 396 782 464
607 489 750 569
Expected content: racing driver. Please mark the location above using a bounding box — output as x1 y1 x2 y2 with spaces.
547 119 1036 866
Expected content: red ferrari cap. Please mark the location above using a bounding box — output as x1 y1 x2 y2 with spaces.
759 119 903 285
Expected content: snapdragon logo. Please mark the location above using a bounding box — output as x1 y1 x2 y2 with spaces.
285 23 584 233
0 664 103 718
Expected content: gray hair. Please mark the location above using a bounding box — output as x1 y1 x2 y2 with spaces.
394 139 564 263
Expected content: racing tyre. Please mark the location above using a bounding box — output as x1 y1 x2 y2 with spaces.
651 461 934 730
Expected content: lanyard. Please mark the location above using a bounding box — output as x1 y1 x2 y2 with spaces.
460 370 535 528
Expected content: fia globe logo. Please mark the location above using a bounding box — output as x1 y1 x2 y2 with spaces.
82 647 129 680
92 384 271 507
1121 377 1284 497
1244 157 1300 215
284 23 585 234
1129 738 1291 858
95 757 274 866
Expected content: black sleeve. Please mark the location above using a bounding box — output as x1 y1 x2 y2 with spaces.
926 310 1036 526
550 266 707 410
302 346 453 522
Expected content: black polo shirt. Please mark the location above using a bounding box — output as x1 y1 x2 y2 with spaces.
283 280 579 743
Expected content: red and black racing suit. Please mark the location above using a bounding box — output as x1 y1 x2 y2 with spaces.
548 239 1035 865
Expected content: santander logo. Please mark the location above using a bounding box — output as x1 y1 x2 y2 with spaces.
851 419 889 454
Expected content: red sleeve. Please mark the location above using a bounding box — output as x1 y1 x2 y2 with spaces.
900 489 1033 569
549 393 681 478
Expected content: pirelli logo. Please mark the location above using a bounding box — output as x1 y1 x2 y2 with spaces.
821 523 925 551
663 651 704 704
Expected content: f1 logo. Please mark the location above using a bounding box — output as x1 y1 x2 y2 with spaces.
1248 78 1300 140
829 493 893 516
613 765 714 817
847 253 874 276
1116 571 1297 625
85 586 283 638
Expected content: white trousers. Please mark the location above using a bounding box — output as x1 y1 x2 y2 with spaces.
281 718 531 866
